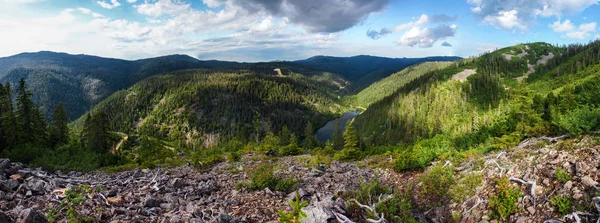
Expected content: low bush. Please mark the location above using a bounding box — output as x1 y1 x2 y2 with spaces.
418 164 455 205
246 163 297 193
555 167 572 183
451 173 483 203
555 106 600 136
488 176 522 220
550 195 572 215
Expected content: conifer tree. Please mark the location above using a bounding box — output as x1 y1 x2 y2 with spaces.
16 78 34 144
302 122 318 150
49 102 70 147
279 125 291 146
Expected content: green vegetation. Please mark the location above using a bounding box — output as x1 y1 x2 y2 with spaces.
242 163 298 193
278 191 308 223
450 173 483 203
555 167 572 182
550 195 572 215
418 164 455 205
351 62 453 107
488 177 522 220
47 185 98 222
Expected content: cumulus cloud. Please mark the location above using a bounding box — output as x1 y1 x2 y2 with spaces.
416 14 458 25
202 0 389 33
97 0 121 9
397 24 457 48
135 0 190 17
550 19 597 39
366 13 457 40
549 19 575 32
441 41 453 47
468 0 599 31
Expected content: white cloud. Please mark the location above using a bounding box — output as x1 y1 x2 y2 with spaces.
397 24 457 48
549 19 575 32
551 20 597 39
135 0 190 17
483 10 526 31
579 22 597 32
97 0 121 9
127 0 137 3
468 0 599 31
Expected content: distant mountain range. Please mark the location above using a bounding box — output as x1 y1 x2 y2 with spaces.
0 51 461 121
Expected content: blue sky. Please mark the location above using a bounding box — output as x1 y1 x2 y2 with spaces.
0 0 598 61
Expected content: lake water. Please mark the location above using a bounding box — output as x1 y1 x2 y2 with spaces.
315 111 360 142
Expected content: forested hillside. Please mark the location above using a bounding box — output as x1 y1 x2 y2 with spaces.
0 52 235 120
294 55 461 91
352 41 600 172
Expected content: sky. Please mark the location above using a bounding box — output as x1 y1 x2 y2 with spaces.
0 0 599 62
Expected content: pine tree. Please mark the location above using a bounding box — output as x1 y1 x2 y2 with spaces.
49 102 70 147
0 82 17 149
343 123 358 151
302 122 318 150
82 111 111 153
279 125 291 146
31 106 47 145
16 78 34 144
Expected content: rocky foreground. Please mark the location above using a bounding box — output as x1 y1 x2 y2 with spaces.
0 154 377 223
2 136 600 222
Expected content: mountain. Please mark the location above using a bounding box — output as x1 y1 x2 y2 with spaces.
0 52 242 120
0 52 456 121
293 55 462 91
72 63 350 145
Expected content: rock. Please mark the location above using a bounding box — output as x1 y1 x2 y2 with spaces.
106 190 118 197
24 191 32 198
0 159 10 173
573 192 584 200
159 203 173 210
527 206 536 215
144 198 166 208
18 209 49 223
576 163 591 175
26 179 45 195
581 176 598 187
543 178 550 186
564 181 573 190
107 196 123 205
9 174 21 182
0 211 13 223
534 186 544 196
214 211 238 223
197 180 217 195
169 178 186 188
515 217 527 223
287 188 309 201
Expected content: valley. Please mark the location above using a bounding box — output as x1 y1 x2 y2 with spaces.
2 40 600 222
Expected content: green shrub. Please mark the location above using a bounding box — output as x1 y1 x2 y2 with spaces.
248 164 279 191
488 177 522 220
451 173 483 203
555 106 600 136
47 185 96 222
278 191 308 223
393 152 424 172
550 195 572 215
555 167 572 182
275 179 298 193
246 163 297 192
334 148 362 161
418 164 455 205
